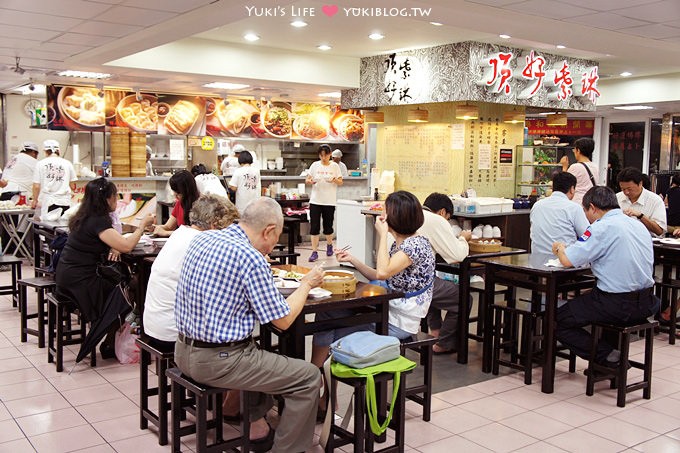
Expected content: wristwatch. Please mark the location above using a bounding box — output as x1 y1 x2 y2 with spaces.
636 213 644 220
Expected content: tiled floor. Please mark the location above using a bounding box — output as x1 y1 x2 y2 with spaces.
2 254 680 452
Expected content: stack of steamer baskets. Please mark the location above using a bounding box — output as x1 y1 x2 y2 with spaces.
129 131 147 177
109 127 130 177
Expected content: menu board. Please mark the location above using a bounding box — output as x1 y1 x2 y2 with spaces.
48 85 106 132
156 95 207 136
105 90 158 134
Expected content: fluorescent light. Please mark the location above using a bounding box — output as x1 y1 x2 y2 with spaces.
620 71 632 77
368 33 384 40
244 33 260 42
499 34 511 39
556 44 566 49
291 20 307 28
203 82 250 90
17 84 46 95
318 91 341 98
537 112 556 116
317 44 332 51
57 70 111 79
613 105 654 110
430 22 443 26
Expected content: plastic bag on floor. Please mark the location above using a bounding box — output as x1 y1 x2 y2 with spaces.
115 322 140 364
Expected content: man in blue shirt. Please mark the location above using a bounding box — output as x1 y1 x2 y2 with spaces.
552 186 659 367
174 197 324 453
530 172 590 255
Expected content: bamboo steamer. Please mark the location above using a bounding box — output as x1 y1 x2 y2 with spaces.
468 239 502 253
322 270 357 294
129 131 147 177
110 127 130 177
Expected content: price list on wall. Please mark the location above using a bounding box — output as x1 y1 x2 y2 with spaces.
466 116 515 195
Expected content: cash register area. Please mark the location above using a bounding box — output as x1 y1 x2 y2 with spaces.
0 249 679 452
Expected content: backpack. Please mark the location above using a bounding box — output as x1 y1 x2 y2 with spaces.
47 233 68 274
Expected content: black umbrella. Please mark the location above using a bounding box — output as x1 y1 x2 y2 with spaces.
75 284 132 363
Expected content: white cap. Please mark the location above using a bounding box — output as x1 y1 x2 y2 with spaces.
331 149 343 158
145 145 152 154
43 139 60 152
232 144 246 153
22 141 38 152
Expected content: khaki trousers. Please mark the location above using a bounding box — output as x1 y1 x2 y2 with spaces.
175 340 321 453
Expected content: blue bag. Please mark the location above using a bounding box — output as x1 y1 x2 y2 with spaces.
330 331 400 369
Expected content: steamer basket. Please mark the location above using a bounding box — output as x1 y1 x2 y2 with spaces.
468 239 503 253
321 270 357 294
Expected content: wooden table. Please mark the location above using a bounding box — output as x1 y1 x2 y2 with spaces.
435 246 526 364
477 253 594 394
31 219 69 274
121 244 162 311
653 240 680 344
0 208 36 264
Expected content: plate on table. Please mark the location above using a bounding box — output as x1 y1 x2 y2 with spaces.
152 237 169 245
274 278 300 295
308 287 332 299
659 238 680 245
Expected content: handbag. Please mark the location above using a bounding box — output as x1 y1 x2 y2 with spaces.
96 260 131 286
329 331 400 368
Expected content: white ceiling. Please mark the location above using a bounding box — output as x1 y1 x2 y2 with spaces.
2 0 680 116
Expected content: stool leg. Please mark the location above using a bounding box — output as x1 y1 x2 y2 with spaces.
56 305 64 372
47 300 55 363
139 349 150 430
196 395 208 453
171 381 182 453
158 358 169 445
37 290 46 348
12 263 19 309
643 328 654 400
393 376 407 453
421 344 432 422
355 383 366 453
492 307 502 376
522 313 533 385
240 391 251 452
586 325 601 397
19 284 27 343
617 333 631 408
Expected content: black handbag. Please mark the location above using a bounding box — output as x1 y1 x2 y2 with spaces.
96 260 131 286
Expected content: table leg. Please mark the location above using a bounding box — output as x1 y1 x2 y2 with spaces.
541 276 558 394
457 260 471 364
481 267 496 373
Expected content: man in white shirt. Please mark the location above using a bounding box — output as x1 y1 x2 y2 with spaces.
331 149 349 177
418 193 471 354
31 140 77 219
0 141 39 199
228 150 261 213
530 172 590 255
221 143 244 176
616 167 666 236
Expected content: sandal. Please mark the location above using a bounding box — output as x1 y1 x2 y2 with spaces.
250 424 275 453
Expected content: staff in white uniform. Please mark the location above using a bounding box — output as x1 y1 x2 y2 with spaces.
31 140 77 219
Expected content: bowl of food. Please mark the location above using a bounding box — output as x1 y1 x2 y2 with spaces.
116 94 159 133
333 114 364 142
57 86 106 128
262 102 292 138
216 99 256 136
156 102 170 117
274 278 301 295
293 109 330 140
271 264 310 280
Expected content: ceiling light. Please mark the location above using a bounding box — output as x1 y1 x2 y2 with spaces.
499 34 511 39
503 110 525 124
368 33 384 40
317 44 332 51
620 71 632 77
57 70 111 79
408 107 428 123
318 91 341 98
546 113 567 126
556 44 566 49
203 82 250 90
613 105 654 110
364 111 385 123
455 104 479 120
537 112 556 116
430 22 443 26
17 84 46 95
291 19 307 28
244 33 260 42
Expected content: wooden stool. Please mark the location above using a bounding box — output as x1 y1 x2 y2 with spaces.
0 254 23 308
326 369 413 453
165 367 252 453
586 320 658 407
400 332 437 421
46 293 96 372
268 251 300 265
136 336 175 446
18 276 55 348
654 278 679 344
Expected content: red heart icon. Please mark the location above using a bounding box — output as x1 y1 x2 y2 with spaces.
322 4 339 16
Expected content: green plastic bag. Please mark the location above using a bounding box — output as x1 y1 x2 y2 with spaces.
331 356 416 436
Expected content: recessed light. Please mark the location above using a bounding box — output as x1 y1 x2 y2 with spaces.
613 105 653 110
318 91 341 98
203 82 250 90
499 34 511 39
244 33 260 42
57 70 111 79
317 44 332 51
430 22 443 26
556 44 566 49
291 20 307 28
620 71 632 77
368 32 384 40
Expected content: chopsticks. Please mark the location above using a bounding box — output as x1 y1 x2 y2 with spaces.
338 245 352 252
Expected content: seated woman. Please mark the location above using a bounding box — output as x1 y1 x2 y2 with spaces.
310 190 435 414
153 170 199 237
56 177 155 358
143 194 239 350
191 163 229 198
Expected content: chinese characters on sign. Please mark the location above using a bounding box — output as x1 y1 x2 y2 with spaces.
383 53 425 103
526 119 594 136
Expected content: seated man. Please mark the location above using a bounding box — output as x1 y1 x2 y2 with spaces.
616 167 666 236
552 186 659 367
174 197 324 453
419 193 471 354
530 172 589 255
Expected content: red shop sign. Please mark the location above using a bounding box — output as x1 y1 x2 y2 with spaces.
526 118 594 136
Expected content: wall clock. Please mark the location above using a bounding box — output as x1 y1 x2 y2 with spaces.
23 99 43 117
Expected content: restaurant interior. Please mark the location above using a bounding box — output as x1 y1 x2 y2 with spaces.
2 1 680 452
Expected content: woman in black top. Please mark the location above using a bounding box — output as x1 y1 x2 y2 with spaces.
56 178 155 357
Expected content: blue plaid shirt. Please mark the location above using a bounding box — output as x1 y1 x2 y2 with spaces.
175 224 290 342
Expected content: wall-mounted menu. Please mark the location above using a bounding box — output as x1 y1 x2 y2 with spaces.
48 85 106 131
106 91 158 133
156 95 207 136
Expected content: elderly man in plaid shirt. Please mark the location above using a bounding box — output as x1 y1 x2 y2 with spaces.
174 197 324 453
